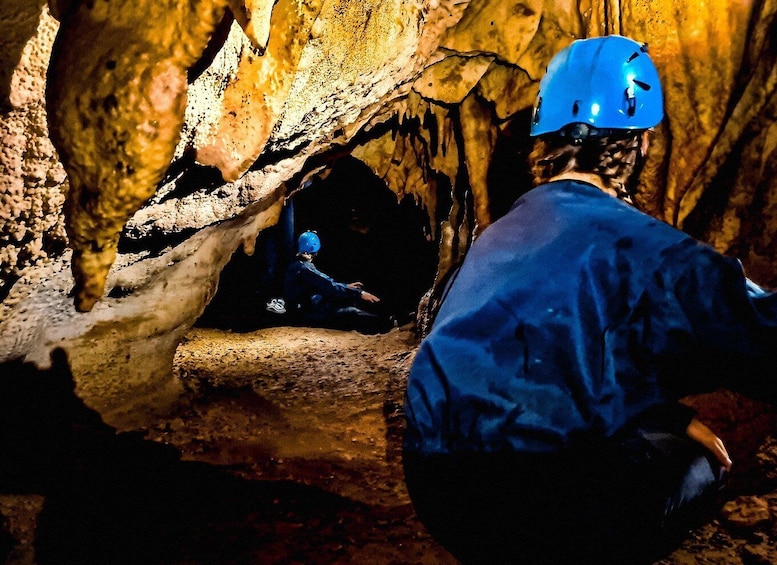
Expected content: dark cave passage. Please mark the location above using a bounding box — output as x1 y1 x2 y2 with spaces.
198 157 439 331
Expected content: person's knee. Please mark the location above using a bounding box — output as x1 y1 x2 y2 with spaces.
627 431 726 534
662 450 726 530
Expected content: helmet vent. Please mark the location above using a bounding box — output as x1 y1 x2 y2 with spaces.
626 91 637 116
627 51 640 63
634 79 651 91
572 100 580 115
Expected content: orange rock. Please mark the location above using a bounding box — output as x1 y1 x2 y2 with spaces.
721 495 771 529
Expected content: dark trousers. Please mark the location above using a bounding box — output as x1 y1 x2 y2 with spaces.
403 428 726 565
296 305 392 334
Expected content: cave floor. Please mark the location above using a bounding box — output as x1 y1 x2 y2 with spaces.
147 324 452 565
2 324 777 564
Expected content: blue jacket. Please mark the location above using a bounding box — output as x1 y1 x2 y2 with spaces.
404 180 777 455
284 258 362 319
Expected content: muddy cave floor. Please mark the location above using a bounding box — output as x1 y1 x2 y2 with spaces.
2 322 777 564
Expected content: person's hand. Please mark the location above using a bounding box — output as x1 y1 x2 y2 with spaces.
360 291 380 303
686 417 732 470
347 282 364 290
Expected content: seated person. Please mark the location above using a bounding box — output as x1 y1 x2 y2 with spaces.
283 231 392 334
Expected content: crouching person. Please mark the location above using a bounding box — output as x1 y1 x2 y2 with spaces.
403 35 777 564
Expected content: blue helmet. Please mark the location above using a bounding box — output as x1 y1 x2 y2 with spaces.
530 35 664 138
297 231 321 254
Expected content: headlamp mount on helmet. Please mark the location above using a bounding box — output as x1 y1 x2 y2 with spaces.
560 123 618 144
550 123 645 145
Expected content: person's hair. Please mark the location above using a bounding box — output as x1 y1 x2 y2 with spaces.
528 131 644 197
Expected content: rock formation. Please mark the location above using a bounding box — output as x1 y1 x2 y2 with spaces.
1 0 776 424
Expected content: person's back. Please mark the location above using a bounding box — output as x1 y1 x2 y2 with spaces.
406 179 709 454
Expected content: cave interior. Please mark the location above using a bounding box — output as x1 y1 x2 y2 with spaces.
2 1 777 563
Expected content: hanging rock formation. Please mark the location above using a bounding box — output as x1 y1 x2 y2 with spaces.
1 0 776 423
46 0 230 313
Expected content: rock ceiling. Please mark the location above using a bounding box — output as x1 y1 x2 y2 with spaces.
1 0 776 423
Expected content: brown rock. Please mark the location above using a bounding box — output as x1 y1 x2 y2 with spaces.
46 0 230 311
721 496 772 530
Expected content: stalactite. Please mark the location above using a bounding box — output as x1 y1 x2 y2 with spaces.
227 0 275 52
241 189 284 256
476 62 537 121
459 92 496 235
7 0 777 419
352 127 439 236
195 0 325 182
402 89 425 125
46 0 230 312
427 104 458 187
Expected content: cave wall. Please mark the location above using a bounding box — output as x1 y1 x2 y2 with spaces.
351 0 777 296
0 3 67 302
1 0 776 426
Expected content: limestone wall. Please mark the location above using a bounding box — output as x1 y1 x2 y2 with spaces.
0 3 66 302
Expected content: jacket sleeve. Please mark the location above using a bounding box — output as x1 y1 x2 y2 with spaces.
662 242 777 403
298 262 362 301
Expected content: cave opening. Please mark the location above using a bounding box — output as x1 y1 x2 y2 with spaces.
197 156 439 331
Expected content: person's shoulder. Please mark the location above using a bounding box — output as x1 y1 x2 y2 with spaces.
660 236 740 272
287 258 310 272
